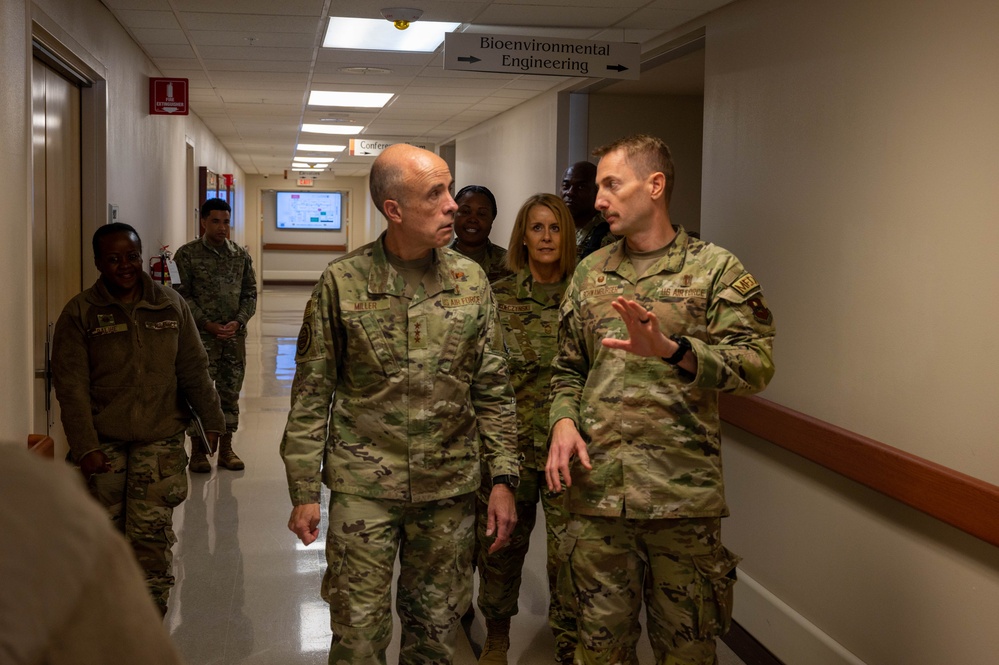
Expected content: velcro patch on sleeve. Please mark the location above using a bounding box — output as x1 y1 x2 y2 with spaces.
730 273 760 296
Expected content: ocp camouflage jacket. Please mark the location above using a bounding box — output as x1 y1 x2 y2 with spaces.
281 234 519 505
550 226 776 520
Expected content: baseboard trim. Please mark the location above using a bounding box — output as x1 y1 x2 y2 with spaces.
733 571 866 665
723 620 785 665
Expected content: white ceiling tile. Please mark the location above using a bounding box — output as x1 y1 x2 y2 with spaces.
144 44 198 59
172 0 326 14
474 6 631 28
197 46 314 62
128 28 188 45
188 30 317 48
111 9 181 30
178 13 321 32
202 60 311 73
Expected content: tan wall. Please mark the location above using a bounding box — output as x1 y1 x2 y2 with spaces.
0 0 241 442
691 0 999 662
588 93 704 235
448 0 999 661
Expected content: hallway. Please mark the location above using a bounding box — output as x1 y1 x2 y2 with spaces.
164 284 745 665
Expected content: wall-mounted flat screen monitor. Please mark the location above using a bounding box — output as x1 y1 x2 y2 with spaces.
276 191 343 230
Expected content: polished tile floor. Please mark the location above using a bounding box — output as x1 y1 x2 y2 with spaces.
166 284 745 665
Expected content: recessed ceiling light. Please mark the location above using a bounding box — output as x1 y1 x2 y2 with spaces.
295 168 327 172
323 16 460 53
301 124 364 135
297 143 346 153
308 91 394 108
295 156 336 163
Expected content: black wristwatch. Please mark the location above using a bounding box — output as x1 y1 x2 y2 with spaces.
492 474 520 490
662 334 691 365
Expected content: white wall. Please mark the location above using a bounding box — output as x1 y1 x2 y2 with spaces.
688 0 999 662
0 0 242 443
454 92 561 250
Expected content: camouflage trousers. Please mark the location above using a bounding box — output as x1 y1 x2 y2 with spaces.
560 515 740 665
201 333 246 431
323 491 475 665
86 432 189 614
475 469 577 664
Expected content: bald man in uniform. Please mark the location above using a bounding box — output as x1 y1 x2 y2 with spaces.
280 144 520 664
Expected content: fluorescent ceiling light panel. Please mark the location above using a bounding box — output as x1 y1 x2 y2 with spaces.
296 168 326 172
309 91 394 108
301 124 363 135
295 156 336 163
323 17 460 53
297 144 346 153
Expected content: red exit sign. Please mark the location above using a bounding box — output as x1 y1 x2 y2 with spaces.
149 78 189 115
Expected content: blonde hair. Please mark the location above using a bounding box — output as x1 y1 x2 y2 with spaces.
506 193 577 279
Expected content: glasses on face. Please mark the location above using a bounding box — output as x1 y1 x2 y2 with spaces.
103 252 142 265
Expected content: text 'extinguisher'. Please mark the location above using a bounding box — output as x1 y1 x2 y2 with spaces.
150 246 172 284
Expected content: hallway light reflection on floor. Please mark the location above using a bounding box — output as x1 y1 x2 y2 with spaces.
299 599 332 653
275 337 297 383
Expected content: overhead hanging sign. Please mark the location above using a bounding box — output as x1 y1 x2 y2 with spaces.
149 77 189 115
444 32 640 80
348 138 435 157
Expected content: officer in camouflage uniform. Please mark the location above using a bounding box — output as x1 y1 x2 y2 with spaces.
281 144 519 665
173 197 257 472
52 223 224 615
547 135 776 665
448 184 513 283
475 194 577 665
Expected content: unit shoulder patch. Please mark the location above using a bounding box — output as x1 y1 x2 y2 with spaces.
296 323 312 357
747 295 773 326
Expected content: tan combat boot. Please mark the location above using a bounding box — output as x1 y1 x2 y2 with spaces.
188 436 211 473
217 431 245 470
478 618 511 665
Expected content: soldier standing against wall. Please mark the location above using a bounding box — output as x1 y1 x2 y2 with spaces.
547 135 776 664
281 143 519 664
174 197 257 472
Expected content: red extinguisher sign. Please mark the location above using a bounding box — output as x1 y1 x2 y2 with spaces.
149 246 178 284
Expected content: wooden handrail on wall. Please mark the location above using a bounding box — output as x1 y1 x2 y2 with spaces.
262 243 347 252
719 394 999 548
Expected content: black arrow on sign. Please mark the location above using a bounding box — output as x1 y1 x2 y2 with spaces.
606 64 629 72
458 56 482 64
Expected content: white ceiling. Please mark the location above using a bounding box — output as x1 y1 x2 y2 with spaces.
99 0 722 177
